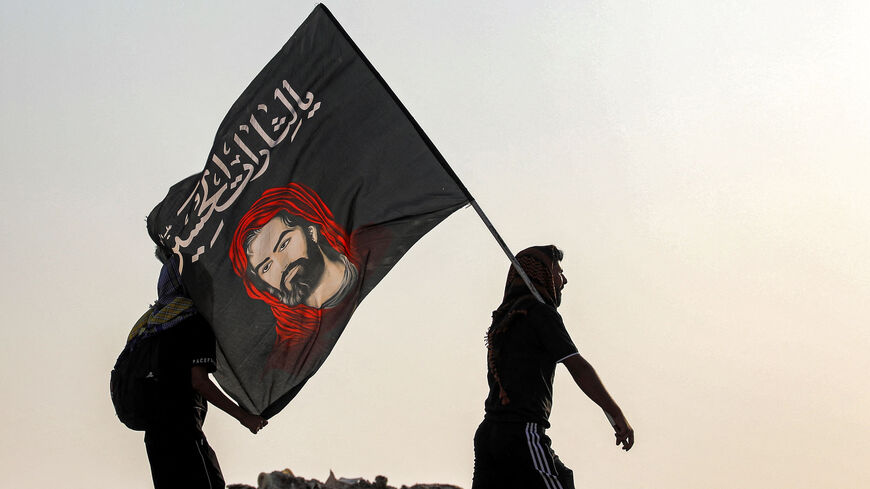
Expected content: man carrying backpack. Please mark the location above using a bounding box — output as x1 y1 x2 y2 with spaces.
142 249 267 489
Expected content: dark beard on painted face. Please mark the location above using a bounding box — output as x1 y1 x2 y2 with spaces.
277 236 326 307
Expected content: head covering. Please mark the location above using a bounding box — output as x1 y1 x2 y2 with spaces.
486 245 563 405
228 182 358 345
126 255 197 345
499 245 563 310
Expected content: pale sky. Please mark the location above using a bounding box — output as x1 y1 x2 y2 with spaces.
1 1 868 488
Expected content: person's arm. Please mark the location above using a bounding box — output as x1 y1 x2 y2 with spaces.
561 353 634 451
191 365 267 434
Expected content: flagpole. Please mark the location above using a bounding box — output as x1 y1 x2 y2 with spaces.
469 200 545 304
317 6 545 305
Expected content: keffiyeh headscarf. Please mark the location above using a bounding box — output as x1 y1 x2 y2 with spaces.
486 245 564 405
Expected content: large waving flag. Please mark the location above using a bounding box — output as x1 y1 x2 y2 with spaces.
147 4 469 417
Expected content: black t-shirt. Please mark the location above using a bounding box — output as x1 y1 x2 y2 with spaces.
152 314 217 433
483 300 578 427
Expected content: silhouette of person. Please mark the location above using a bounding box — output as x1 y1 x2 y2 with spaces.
472 245 633 489
144 249 267 489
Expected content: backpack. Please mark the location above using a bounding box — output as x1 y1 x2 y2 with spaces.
110 309 164 431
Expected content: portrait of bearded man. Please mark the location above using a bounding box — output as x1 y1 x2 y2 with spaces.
243 210 357 309
229 182 359 352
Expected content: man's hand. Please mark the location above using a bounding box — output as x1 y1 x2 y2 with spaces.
561 355 635 452
240 412 268 434
191 366 269 435
607 411 634 451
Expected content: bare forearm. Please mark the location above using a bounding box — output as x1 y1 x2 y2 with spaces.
562 353 634 450
562 353 621 415
193 375 248 421
191 366 267 433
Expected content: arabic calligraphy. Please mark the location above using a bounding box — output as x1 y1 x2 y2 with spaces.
159 80 321 270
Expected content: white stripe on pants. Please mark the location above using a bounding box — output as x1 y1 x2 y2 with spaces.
194 438 216 489
524 422 564 489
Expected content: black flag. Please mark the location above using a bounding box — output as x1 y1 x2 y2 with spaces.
147 4 469 417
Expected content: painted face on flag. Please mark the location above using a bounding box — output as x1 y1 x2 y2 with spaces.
151 5 472 414
230 182 360 322
246 214 326 307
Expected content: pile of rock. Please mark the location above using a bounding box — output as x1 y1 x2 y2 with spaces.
228 469 463 489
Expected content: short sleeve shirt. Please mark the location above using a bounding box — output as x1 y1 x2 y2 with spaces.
152 314 217 432
484 300 578 427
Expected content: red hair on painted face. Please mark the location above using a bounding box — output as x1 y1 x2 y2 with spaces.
228 183 357 344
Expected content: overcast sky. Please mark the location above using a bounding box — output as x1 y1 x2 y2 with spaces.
1 1 868 488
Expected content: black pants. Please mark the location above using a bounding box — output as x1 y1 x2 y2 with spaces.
144 429 224 489
473 419 574 489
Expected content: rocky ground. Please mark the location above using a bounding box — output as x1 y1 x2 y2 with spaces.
227 468 464 489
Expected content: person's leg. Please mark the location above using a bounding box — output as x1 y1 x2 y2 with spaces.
476 421 555 489
145 431 224 489
188 433 225 489
522 422 572 489
145 430 191 489
552 453 575 489
472 420 498 489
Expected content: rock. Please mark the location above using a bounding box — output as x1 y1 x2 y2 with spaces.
233 468 463 489
257 469 320 489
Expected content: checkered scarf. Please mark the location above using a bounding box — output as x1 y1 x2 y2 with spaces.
486 245 562 405
126 255 197 346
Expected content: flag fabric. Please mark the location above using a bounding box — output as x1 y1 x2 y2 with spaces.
147 4 469 418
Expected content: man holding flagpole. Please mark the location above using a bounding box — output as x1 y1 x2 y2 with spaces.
472 245 634 489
